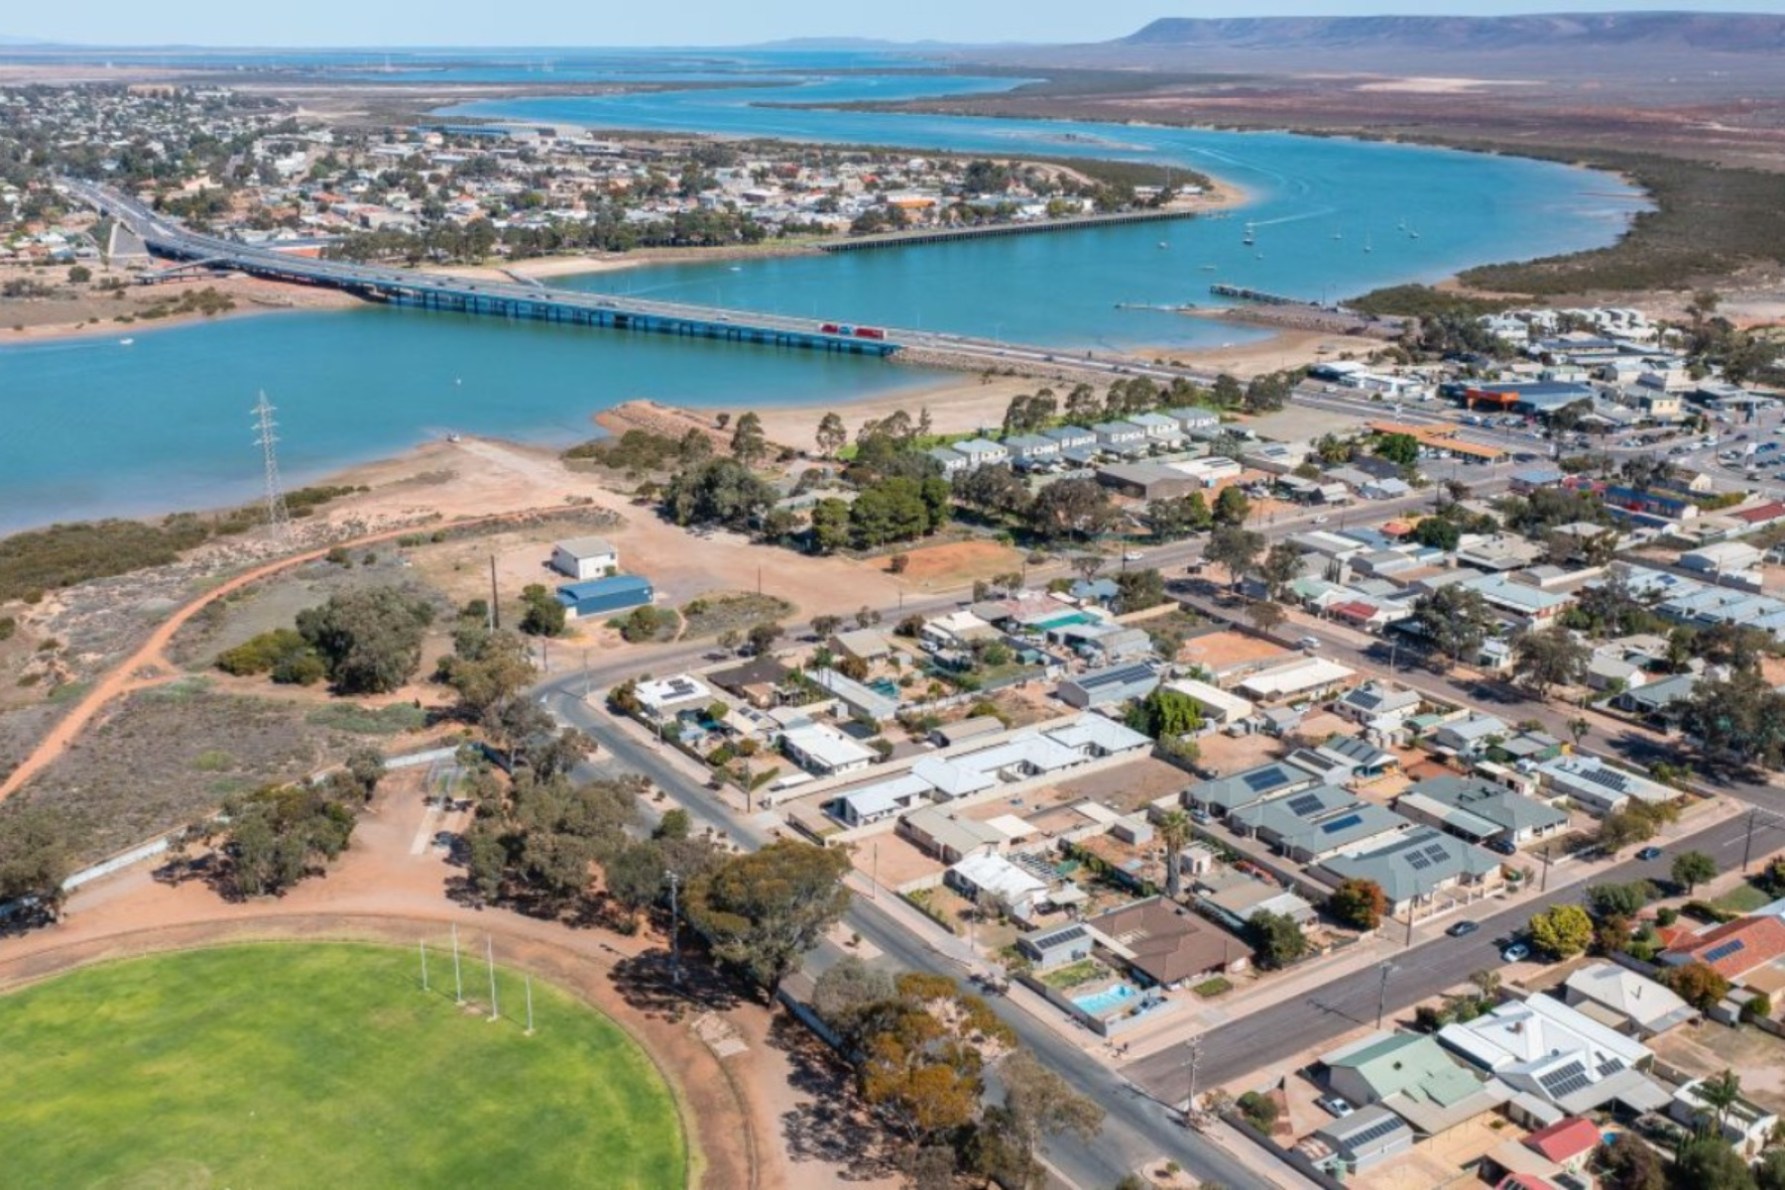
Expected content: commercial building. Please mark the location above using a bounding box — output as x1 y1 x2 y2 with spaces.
555 574 654 618
550 535 619 581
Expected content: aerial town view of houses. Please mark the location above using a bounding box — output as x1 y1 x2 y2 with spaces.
8 13 1785 1190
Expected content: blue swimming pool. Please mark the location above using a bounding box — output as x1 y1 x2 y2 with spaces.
1033 611 1098 631
1073 983 1139 1016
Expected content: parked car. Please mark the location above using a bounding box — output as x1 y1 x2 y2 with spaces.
1637 846 1664 862
1446 920 1480 938
1487 839 1518 856
1501 942 1531 963
1316 1095 1354 1118
1122 550 1144 562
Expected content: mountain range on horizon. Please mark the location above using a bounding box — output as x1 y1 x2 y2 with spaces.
1122 11 1785 54
5 12 1785 55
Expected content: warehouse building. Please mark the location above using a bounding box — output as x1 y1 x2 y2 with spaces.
555 574 654 619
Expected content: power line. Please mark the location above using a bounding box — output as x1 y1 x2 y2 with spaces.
252 390 292 544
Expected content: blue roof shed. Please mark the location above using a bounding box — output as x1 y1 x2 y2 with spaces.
557 575 654 618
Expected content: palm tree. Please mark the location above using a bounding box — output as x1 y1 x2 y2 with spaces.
1699 1068 1743 1138
1158 809 1192 901
1568 716 1590 750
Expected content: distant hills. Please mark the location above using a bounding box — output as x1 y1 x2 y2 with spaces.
1120 12 1785 55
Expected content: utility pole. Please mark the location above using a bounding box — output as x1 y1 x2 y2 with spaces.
666 870 683 987
1183 1038 1203 1125
1376 961 1398 1029
1540 844 1553 892
871 842 879 900
252 391 292 545
489 555 500 630
582 649 590 700
1744 807 1760 874
419 940 429 993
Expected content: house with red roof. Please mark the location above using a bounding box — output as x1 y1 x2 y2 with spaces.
1522 1117 1599 1170
1731 500 1785 531
1659 904 1785 983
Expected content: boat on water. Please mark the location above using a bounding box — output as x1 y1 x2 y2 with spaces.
1241 222 1256 246
1157 240 1169 249
118 338 134 346
1363 234 1373 254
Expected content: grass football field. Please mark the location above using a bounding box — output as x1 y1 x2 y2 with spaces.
0 943 686 1188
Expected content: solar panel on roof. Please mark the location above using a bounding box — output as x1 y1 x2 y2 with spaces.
1596 1058 1624 1077
1538 1062 1593 1100
1244 768 1288 792
1703 939 1747 964
1340 1114 1406 1148
1322 813 1365 835
1574 765 1630 792
1286 794 1325 817
1405 851 1432 871
1422 843 1449 863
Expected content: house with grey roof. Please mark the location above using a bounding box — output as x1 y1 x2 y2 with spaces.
953 438 1010 469
1162 407 1220 433
1312 827 1504 916
1230 787 1412 863
1058 661 1161 711
1041 425 1096 452
1611 671 1699 725
1017 921 1094 971
926 445 970 477
1431 714 1509 757
1563 963 1697 1039
1092 420 1148 451
1334 682 1423 733
1185 761 1319 818
1394 776 1568 848
1311 1104 1415 1173
1004 433 1061 468
900 804 1007 864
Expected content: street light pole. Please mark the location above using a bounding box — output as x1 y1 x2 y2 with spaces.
1376 961 1398 1029
1184 1038 1203 1125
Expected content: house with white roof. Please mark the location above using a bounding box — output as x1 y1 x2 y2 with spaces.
1437 995 1667 1124
1235 657 1357 704
945 853 1063 923
780 721 876 778
1333 682 1423 734
1536 755 1677 816
632 674 716 720
829 773 932 827
1562 963 1697 1039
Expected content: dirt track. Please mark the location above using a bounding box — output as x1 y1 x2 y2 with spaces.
0 506 565 802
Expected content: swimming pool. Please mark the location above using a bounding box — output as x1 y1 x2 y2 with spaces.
868 678 900 698
1033 611 1098 631
1073 983 1139 1017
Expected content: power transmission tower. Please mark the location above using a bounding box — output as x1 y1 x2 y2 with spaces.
252 391 292 544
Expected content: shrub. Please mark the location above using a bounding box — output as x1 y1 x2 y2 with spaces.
1234 1091 1279 1133
0 616 14 642
215 629 314 678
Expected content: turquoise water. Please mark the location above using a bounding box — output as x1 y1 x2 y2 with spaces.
1073 983 1140 1016
0 52 1645 532
0 308 940 530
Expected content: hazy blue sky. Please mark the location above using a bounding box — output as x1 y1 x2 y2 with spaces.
6 0 1774 47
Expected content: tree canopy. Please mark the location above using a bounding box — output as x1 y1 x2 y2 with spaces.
296 586 435 694
683 840 853 993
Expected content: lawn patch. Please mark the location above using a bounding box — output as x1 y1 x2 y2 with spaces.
0 944 686 1188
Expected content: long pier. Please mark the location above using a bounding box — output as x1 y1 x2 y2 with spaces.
819 207 1201 253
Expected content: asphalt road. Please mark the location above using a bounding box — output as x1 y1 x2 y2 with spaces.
540 680 1274 1189
1122 808 1776 1096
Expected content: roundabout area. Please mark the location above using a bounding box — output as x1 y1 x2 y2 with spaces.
0 942 688 1188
